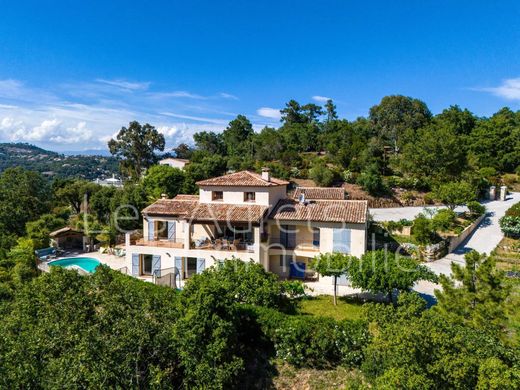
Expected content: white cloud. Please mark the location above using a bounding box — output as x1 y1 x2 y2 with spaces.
95 79 150 91
480 77 520 101
219 92 238 100
312 95 331 103
256 107 281 120
148 91 206 100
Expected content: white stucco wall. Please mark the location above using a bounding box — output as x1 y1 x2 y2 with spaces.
199 185 287 209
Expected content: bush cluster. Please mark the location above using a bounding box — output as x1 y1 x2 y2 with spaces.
248 306 370 368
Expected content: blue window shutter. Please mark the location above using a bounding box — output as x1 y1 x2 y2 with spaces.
152 255 161 276
174 256 183 285
280 225 288 247
196 258 205 274
148 220 154 241
288 227 296 248
131 254 139 276
313 227 320 246
167 221 176 241
333 228 351 253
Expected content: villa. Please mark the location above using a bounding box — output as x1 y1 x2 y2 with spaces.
124 168 368 285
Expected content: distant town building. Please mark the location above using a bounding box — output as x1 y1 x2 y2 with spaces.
158 158 190 170
93 174 123 188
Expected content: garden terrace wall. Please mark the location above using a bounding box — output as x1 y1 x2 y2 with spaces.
447 214 486 253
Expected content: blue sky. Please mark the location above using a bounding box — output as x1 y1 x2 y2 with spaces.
0 1 519 152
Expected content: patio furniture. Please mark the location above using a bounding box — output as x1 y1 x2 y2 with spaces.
230 239 240 251
222 239 230 250
35 247 57 261
214 239 222 250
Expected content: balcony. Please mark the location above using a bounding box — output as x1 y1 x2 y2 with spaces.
134 238 185 249
191 237 256 253
269 237 320 252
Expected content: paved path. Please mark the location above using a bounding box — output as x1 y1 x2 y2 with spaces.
413 192 520 295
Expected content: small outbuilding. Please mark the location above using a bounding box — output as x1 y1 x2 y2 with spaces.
49 227 90 251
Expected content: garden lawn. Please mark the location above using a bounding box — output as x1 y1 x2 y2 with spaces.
297 295 365 321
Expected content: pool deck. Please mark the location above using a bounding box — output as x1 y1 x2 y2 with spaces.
54 250 127 272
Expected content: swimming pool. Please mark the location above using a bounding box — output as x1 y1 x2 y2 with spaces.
48 257 101 273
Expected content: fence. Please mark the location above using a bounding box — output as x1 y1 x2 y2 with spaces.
153 267 180 289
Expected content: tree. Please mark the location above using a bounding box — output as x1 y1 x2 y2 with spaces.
412 214 437 245
393 124 467 184
308 162 335 187
142 164 186 200
221 115 254 157
433 181 476 209
309 253 357 305
280 100 307 124
369 95 432 152
108 121 165 179
26 214 66 249
55 180 100 214
434 251 511 335
345 250 437 304
172 143 193 159
324 99 338 122
0 167 51 237
435 105 477 136
193 131 226 155
356 163 388 196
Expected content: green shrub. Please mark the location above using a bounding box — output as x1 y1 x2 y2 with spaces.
499 216 520 237
502 173 517 186
357 165 388 196
248 306 370 369
280 280 308 299
309 163 335 187
505 202 520 218
467 201 486 217
432 209 457 232
412 215 436 245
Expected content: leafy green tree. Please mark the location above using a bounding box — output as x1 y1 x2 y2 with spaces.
435 105 477 136
309 253 357 305
182 259 286 309
345 250 437 304
308 162 335 187
172 142 193 159
193 131 226 155
434 251 511 335
412 214 437 245
467 107 520 172
252 127 285 161
280 100 307 124
324 99 338 122
356 163 387 196
0 167 51 237
89 186 117 223
369 95 432 152
393 124 467 183
54 180 100 214
108 121 165 179
433 181 476 209
221 115 254 157
142 164 186 200
25 214 66 249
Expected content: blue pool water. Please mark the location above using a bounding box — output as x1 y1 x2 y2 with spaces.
49 257 101 273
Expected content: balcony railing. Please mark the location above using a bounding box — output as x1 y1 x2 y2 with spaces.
191 238 256 253
134 238 185 249
269 238 320 252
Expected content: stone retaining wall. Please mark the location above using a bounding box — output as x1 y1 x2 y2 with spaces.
447 214 486 253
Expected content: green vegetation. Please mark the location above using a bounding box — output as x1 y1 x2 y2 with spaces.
0 143 118 180
297 295 364 321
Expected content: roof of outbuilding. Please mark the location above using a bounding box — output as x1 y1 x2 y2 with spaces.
293 187 345 200
196 170 289 187
269 199 368 224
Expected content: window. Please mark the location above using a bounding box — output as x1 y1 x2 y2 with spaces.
313 227 320 247
244 192 256 202
141 254 153 275
212 191 223 201
156 221 168 239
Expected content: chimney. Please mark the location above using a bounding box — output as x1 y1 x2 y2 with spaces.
261 167 271 182
161 193 168 199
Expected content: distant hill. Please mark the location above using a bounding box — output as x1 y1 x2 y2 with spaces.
0 143 120 180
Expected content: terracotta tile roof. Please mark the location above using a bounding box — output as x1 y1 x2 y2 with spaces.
294 187 345 200
142 197 268 223
196 170 289 187
269 199 368 223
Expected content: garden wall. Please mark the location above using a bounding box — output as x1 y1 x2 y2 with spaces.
447 214 486 253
